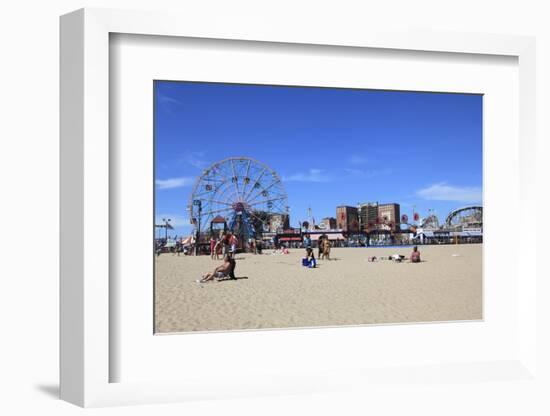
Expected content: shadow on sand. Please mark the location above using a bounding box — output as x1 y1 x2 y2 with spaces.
218 276 249 282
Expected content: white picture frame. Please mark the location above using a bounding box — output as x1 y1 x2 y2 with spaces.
60 7 538 408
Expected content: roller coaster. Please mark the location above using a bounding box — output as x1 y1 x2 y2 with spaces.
405 205 483 245
444 205 483 231
420 214 440 230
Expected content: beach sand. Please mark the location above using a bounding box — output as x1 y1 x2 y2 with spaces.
154 244 482 333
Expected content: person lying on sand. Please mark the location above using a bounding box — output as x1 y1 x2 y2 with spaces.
390 254 406 262
410 246 421 263
197 255 236 283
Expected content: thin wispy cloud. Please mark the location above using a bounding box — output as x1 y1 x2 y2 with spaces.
416 182 482 202
283 169 332 183
344 168 392 178
347 155 369 165
157 92 182 106
155 177 195 190
183 151 208 170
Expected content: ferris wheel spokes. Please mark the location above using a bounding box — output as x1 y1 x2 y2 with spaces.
188 157 289 235
242 167 267 201
246 180 282 204
197 206 234 218
229 158 242 200
247 196 287 208
240 158 253 198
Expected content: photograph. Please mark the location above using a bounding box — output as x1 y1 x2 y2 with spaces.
153 80 483 333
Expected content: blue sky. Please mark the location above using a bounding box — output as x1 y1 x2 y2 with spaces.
155 81 482 236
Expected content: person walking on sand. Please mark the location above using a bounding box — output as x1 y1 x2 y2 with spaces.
222 232 231 256
248 237 256 254
410 246 421 263
230 233 238 254
213 237 222 260
321 237 331 260
256 239 263 254
209 236 216 260
303 233 312 249
317 234 326 258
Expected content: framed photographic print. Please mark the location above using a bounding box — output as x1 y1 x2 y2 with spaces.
152 80 483 334
60 8 539 408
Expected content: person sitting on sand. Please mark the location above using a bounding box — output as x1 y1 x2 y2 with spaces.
302 247 316 268
410 246 421 263
197 255 236 283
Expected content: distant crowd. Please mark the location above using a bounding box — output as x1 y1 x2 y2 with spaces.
192 233 422 284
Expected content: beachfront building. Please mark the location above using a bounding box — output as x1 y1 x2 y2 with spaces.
378 203 401 231
269 213 290 233
412 228 482 245
319 217 337 230
336 206 359 232
277 228 302 248
358 202 379 232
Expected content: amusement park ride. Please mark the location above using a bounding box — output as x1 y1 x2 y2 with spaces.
186 156 482 248
359 206 483 245
396 207 483 233
443 206 483 231
188 157 289 245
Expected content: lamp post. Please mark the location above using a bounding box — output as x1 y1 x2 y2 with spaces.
162 218 171 240
193 199 202 255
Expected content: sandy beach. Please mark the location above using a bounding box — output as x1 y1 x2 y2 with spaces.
154 244 482 333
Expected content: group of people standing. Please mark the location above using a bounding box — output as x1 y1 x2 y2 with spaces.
302 233 332 260
209 232 265 260
301 233 332 268
209 232 238 260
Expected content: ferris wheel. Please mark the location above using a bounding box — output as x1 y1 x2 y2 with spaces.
188 157 289 238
